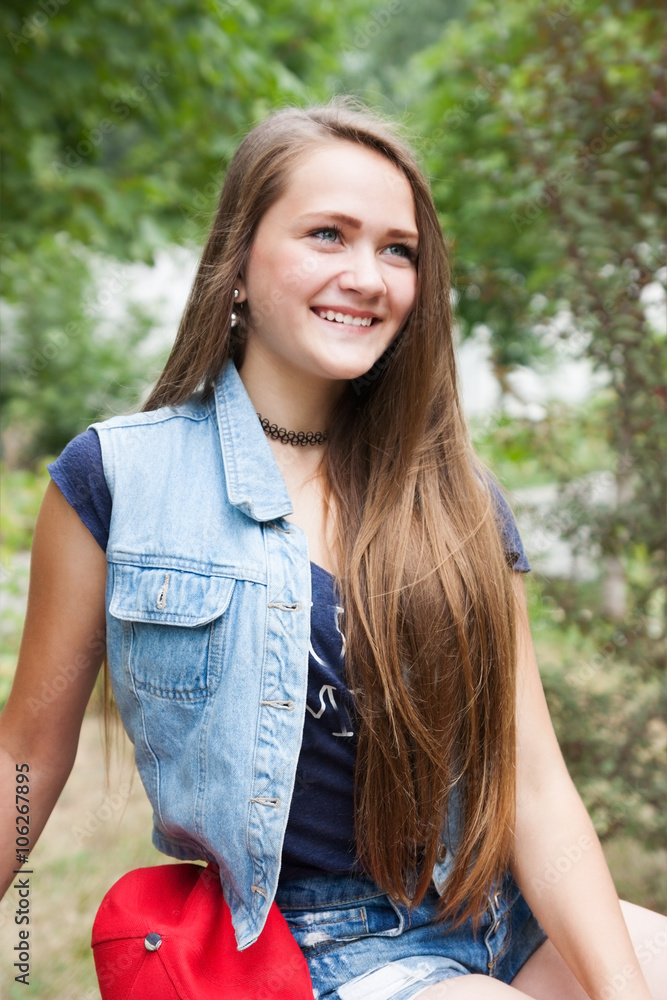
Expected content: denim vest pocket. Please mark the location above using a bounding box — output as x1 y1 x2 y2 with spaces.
109 563 236 699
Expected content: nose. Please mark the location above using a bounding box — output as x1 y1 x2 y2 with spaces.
338 246 387 298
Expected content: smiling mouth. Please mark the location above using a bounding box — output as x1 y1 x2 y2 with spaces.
312 308 380 328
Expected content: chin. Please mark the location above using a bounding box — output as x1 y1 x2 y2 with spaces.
315 353 386 383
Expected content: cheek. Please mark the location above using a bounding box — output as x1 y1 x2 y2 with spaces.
394 272 417 320
245 244 274 297
252 242 323 299
280 248 333 295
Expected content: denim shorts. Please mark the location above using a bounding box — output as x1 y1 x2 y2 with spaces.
275 870 548 999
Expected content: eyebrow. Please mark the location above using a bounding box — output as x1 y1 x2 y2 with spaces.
296 211 419 243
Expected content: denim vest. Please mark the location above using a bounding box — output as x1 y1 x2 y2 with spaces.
92 356 461 950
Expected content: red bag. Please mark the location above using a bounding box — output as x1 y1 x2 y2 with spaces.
91 862 313 999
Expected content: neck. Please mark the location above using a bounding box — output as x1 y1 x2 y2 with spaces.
237 347 346 438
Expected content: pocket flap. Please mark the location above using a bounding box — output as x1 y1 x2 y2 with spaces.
109 564 235 626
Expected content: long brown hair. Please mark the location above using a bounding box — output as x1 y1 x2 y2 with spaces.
141 96 518 928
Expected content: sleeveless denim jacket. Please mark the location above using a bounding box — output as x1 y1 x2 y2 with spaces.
92 356 462 950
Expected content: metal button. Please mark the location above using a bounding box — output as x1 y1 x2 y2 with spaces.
144 932 162 951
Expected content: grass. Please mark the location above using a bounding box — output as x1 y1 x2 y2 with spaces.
0 715 166 1000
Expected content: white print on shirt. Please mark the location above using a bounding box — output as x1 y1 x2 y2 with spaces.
306 684 354 737
334 603 346 658
306 601 353 736
308 603 346 667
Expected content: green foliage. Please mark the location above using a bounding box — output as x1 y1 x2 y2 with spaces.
533 607 667 850
400 0 666 371
1 233 165 463
397 0 666 647
1 0 375 459
0 462 51 555
339 0 471 100
0 463 51 710
472 395 617 490
603 838 667 914
1 0 370 267
487 401 666 859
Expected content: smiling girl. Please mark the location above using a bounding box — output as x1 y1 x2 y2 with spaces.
0 98 665 999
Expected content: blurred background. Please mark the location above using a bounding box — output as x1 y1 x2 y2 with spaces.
1 0 665 995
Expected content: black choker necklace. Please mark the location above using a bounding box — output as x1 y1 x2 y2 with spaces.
256 412 328 446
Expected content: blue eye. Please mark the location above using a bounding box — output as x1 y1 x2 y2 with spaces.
311 227 341 242
308 226 417 262
386 243 417 260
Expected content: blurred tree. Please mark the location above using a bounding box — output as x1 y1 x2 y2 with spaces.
2 0 372 263
338 0 471 101
0 233 158 459
0 0 374 460
397 0 666 627
392 0 666 854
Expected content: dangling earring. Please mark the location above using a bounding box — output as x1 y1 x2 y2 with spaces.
230 288 240 328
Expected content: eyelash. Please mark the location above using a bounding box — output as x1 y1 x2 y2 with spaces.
309 226 417 262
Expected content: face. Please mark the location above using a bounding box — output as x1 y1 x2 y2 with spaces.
236 140 419 387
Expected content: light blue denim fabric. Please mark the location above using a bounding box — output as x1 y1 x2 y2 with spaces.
275 872 547 998
92 357 473 951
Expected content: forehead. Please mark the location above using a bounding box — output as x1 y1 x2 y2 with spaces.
273 140 417 227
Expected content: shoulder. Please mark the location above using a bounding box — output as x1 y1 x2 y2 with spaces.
47 428 110 552
91 393 212 437
481 470 531 574
91 393 226 502
47 427 104 490
91 396 215 484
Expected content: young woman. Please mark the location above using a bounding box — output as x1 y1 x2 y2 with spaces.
0 98 664 999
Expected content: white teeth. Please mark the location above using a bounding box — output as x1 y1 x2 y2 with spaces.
317 309 374 327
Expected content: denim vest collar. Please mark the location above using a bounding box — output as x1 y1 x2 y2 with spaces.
214 356 294 522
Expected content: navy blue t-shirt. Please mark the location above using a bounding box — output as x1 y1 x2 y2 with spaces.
48 429 530 881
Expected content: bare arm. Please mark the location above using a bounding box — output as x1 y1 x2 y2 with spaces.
508 572 651 1000
0 480 107 898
